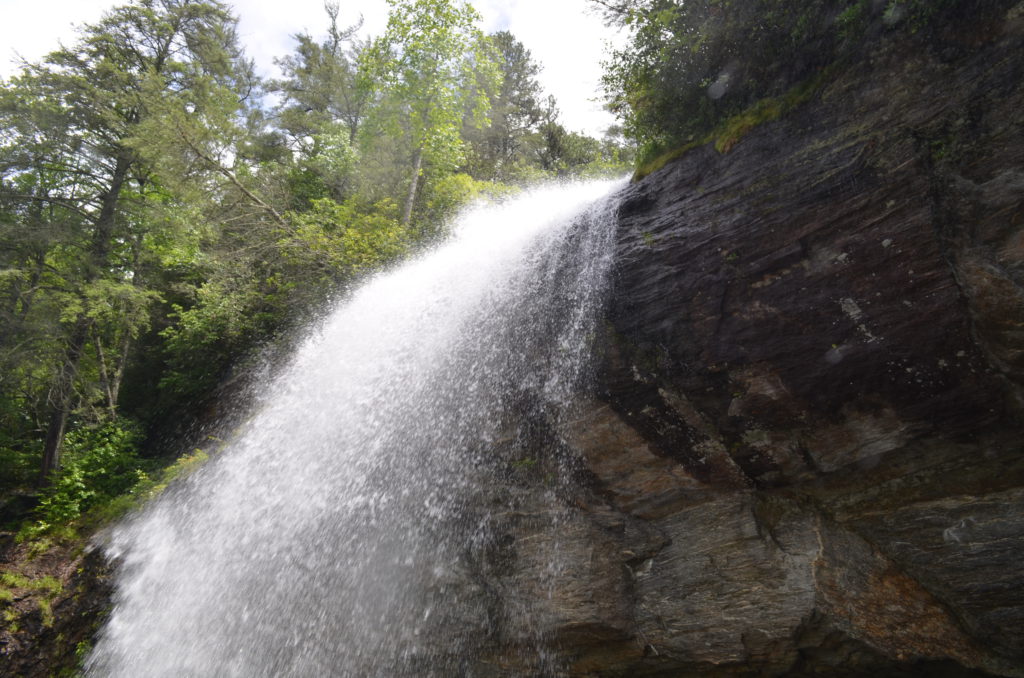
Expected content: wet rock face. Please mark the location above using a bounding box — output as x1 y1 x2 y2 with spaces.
0 546 111 678
536 6 1024 677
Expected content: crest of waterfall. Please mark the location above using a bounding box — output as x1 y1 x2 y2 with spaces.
86 178 624 677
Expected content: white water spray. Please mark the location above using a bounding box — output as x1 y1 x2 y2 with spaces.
86 179 623 677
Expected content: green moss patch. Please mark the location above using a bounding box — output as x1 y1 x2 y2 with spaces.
634 68 834 181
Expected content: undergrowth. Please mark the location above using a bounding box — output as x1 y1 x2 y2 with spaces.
634 67 833 180
18 444 210 544
0 437 211 660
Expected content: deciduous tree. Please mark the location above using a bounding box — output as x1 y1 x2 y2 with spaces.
362 0 500 226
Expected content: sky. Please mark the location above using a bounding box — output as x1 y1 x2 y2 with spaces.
0 0 623 136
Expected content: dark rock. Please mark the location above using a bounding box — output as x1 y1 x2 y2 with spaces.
537 4 1024 676
0 546 112 678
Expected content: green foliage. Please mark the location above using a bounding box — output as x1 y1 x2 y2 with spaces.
0 446 38 494
63 639 94 677
0 572 62 632
633 66 831 178
157 194 414 406
0 0 625 531
420 173 519 226
21 422 146 537
54 446 210 532
3 607 20 632
536 120 603 173
836 0 871 37
597 0 988 167
0 572 30 589
285 198 410 276
361 0 502 223
521 98 634 178
364 0 500 165
0 0 255 480
303 123 360 202
14 438 210 544
38 598 54 627
462 31 545 181
598 0 841 164
713 97 785 154
270 2 370 150
0 572 62 598
157 276 270 404
76 640 93 664
96 447 210 517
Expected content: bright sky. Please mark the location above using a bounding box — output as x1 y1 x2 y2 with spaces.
0 0 623 136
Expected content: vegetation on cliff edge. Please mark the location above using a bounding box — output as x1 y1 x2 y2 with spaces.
592 0 1010 168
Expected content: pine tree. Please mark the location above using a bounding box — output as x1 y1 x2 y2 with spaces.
0 0 252 480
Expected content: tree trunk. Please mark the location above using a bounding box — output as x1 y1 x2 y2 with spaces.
110 331 132 409
39 154 131 482
401 147 424 227
40 317 90 480
93 328 118 420
16 251 46 322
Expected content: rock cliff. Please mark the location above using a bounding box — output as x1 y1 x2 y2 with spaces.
493 4 1024 676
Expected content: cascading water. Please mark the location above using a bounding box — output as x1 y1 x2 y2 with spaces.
86 178 624 677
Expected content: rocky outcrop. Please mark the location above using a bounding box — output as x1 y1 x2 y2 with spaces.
501 4 1024 676
0 540 111 677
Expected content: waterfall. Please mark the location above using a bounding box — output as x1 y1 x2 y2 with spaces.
86 178 624 677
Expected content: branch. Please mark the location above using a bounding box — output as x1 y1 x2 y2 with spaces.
172 125 286 227
202 151 286 227
5 193 96 223
589 0 632 24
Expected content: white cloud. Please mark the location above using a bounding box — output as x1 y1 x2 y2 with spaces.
476 0 624 135
231 0 391 81
0 0 110 72
0 0 621 135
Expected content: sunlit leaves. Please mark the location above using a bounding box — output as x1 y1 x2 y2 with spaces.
362 0 501 171
0 0 253 481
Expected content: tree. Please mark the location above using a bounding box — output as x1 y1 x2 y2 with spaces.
463 31 544 180
593 0 841 160
529 96 597 174
593 0 983 164
268 3 369 207
361 0 500 226
0 0 251 480
272 2 371 148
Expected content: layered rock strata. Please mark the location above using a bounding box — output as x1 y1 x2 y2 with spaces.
491 5 1024 675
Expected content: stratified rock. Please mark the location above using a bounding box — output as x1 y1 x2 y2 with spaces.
536 3 1024 676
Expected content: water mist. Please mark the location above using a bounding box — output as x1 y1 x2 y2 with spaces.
86 178 624 677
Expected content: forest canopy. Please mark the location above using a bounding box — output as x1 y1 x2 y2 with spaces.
0 0 632 526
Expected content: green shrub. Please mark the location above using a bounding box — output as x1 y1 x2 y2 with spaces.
420 173 518 228
0 446 37 493
122 447 209 507
23 422 147 537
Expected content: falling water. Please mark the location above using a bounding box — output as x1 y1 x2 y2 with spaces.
86 178 624 677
